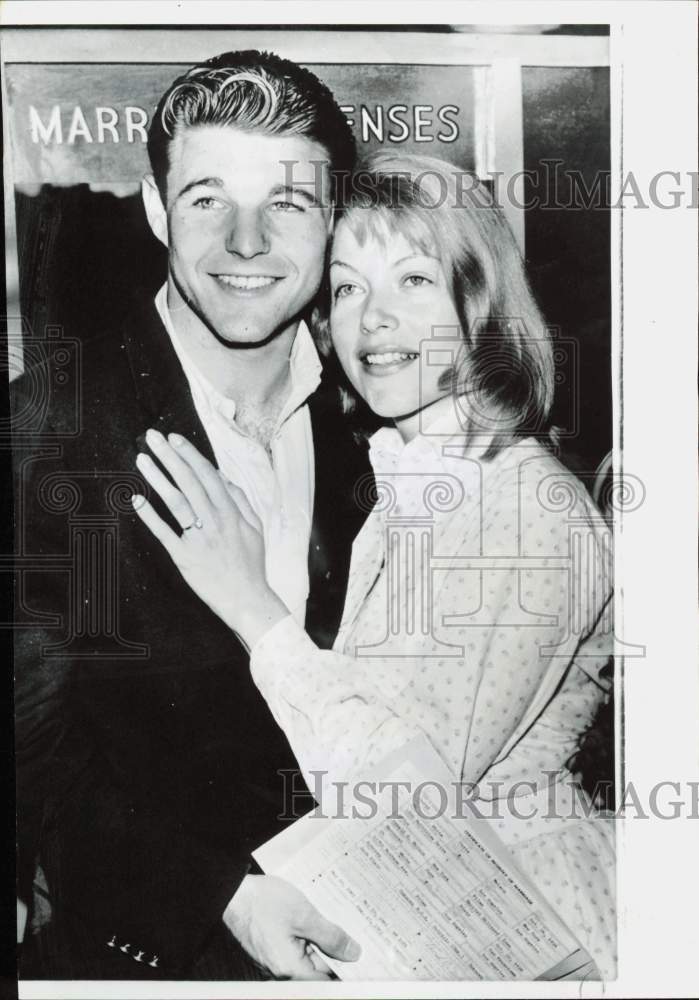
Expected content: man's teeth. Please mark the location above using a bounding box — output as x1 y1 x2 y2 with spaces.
365 352 419 366
216 275 277 289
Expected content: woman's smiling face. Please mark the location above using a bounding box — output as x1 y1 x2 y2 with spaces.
329 216 463 441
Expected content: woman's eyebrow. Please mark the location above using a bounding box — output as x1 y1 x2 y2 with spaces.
391 253 438 265
329 259 362 274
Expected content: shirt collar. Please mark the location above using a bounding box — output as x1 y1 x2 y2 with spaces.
154 283 322 428
282 315 323 424
367 401 494 521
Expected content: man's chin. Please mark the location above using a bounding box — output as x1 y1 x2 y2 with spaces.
210 321 289 350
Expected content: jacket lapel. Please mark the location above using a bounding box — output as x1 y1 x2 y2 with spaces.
122 309 375 650
306 382 373 649
121 299 215 465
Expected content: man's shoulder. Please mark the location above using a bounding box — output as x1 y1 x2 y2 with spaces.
10 298 164 437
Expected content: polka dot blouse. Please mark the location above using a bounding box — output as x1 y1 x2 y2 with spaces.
251 415 617 978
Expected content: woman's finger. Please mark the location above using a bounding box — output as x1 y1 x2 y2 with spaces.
131 494 182 559
136 452 198 530
145 428 214 519
167 433 233 510
163 432 263 533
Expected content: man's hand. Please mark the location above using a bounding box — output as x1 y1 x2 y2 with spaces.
222 874 361 980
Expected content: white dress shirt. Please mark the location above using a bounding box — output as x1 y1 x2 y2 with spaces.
155 285 321 624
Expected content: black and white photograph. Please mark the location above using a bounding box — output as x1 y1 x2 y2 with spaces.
2 2 697 997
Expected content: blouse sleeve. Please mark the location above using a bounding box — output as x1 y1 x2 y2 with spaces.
250 457 613 799
250 615 428 797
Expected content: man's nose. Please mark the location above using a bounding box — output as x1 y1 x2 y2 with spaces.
224 208 269 258
361 292 399 335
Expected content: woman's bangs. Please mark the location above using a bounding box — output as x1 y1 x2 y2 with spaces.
342 202 438 259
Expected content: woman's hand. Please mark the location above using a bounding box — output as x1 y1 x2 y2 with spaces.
131 428 288 647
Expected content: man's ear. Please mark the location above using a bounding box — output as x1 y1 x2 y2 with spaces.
142 174 168 247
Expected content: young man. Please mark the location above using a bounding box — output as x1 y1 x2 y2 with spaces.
14 51 368 980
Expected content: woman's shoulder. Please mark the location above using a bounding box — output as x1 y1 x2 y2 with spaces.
486 437 609 542
485 439 613 619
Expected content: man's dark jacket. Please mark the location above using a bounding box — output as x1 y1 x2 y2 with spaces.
12 301 370 978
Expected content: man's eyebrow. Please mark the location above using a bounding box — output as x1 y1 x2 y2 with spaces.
176 176 225 200
268 183 324 208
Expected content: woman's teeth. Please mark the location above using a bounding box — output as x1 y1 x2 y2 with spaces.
216 275 277 289
365 352 419 366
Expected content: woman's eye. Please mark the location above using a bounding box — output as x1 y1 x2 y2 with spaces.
403 274 433 287
333 283 359 300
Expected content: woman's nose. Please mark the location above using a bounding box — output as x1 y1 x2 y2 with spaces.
360 293 398 335
224 208 270 258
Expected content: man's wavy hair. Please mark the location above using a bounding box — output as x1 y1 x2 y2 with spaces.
147 49 356 200
312 152 556 457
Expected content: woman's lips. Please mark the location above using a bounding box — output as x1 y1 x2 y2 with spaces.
360 349 420 374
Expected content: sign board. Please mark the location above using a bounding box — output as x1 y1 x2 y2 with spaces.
5 63 478 190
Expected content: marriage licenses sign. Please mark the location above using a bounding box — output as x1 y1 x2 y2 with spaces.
4 63 479 190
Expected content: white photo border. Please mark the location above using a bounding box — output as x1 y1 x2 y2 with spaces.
3 2 697 998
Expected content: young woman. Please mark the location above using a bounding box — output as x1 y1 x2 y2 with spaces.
132 153 616 978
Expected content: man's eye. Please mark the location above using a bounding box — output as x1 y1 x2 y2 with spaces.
269 200 304 213
193 196 224 210
403 274 433 287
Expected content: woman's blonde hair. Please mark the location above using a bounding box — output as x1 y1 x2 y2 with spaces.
311 151 555 456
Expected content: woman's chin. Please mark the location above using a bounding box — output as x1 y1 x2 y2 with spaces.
362 388 422 421
369 393 451 424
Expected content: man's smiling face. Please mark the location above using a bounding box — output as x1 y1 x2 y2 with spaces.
151 125 333 347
